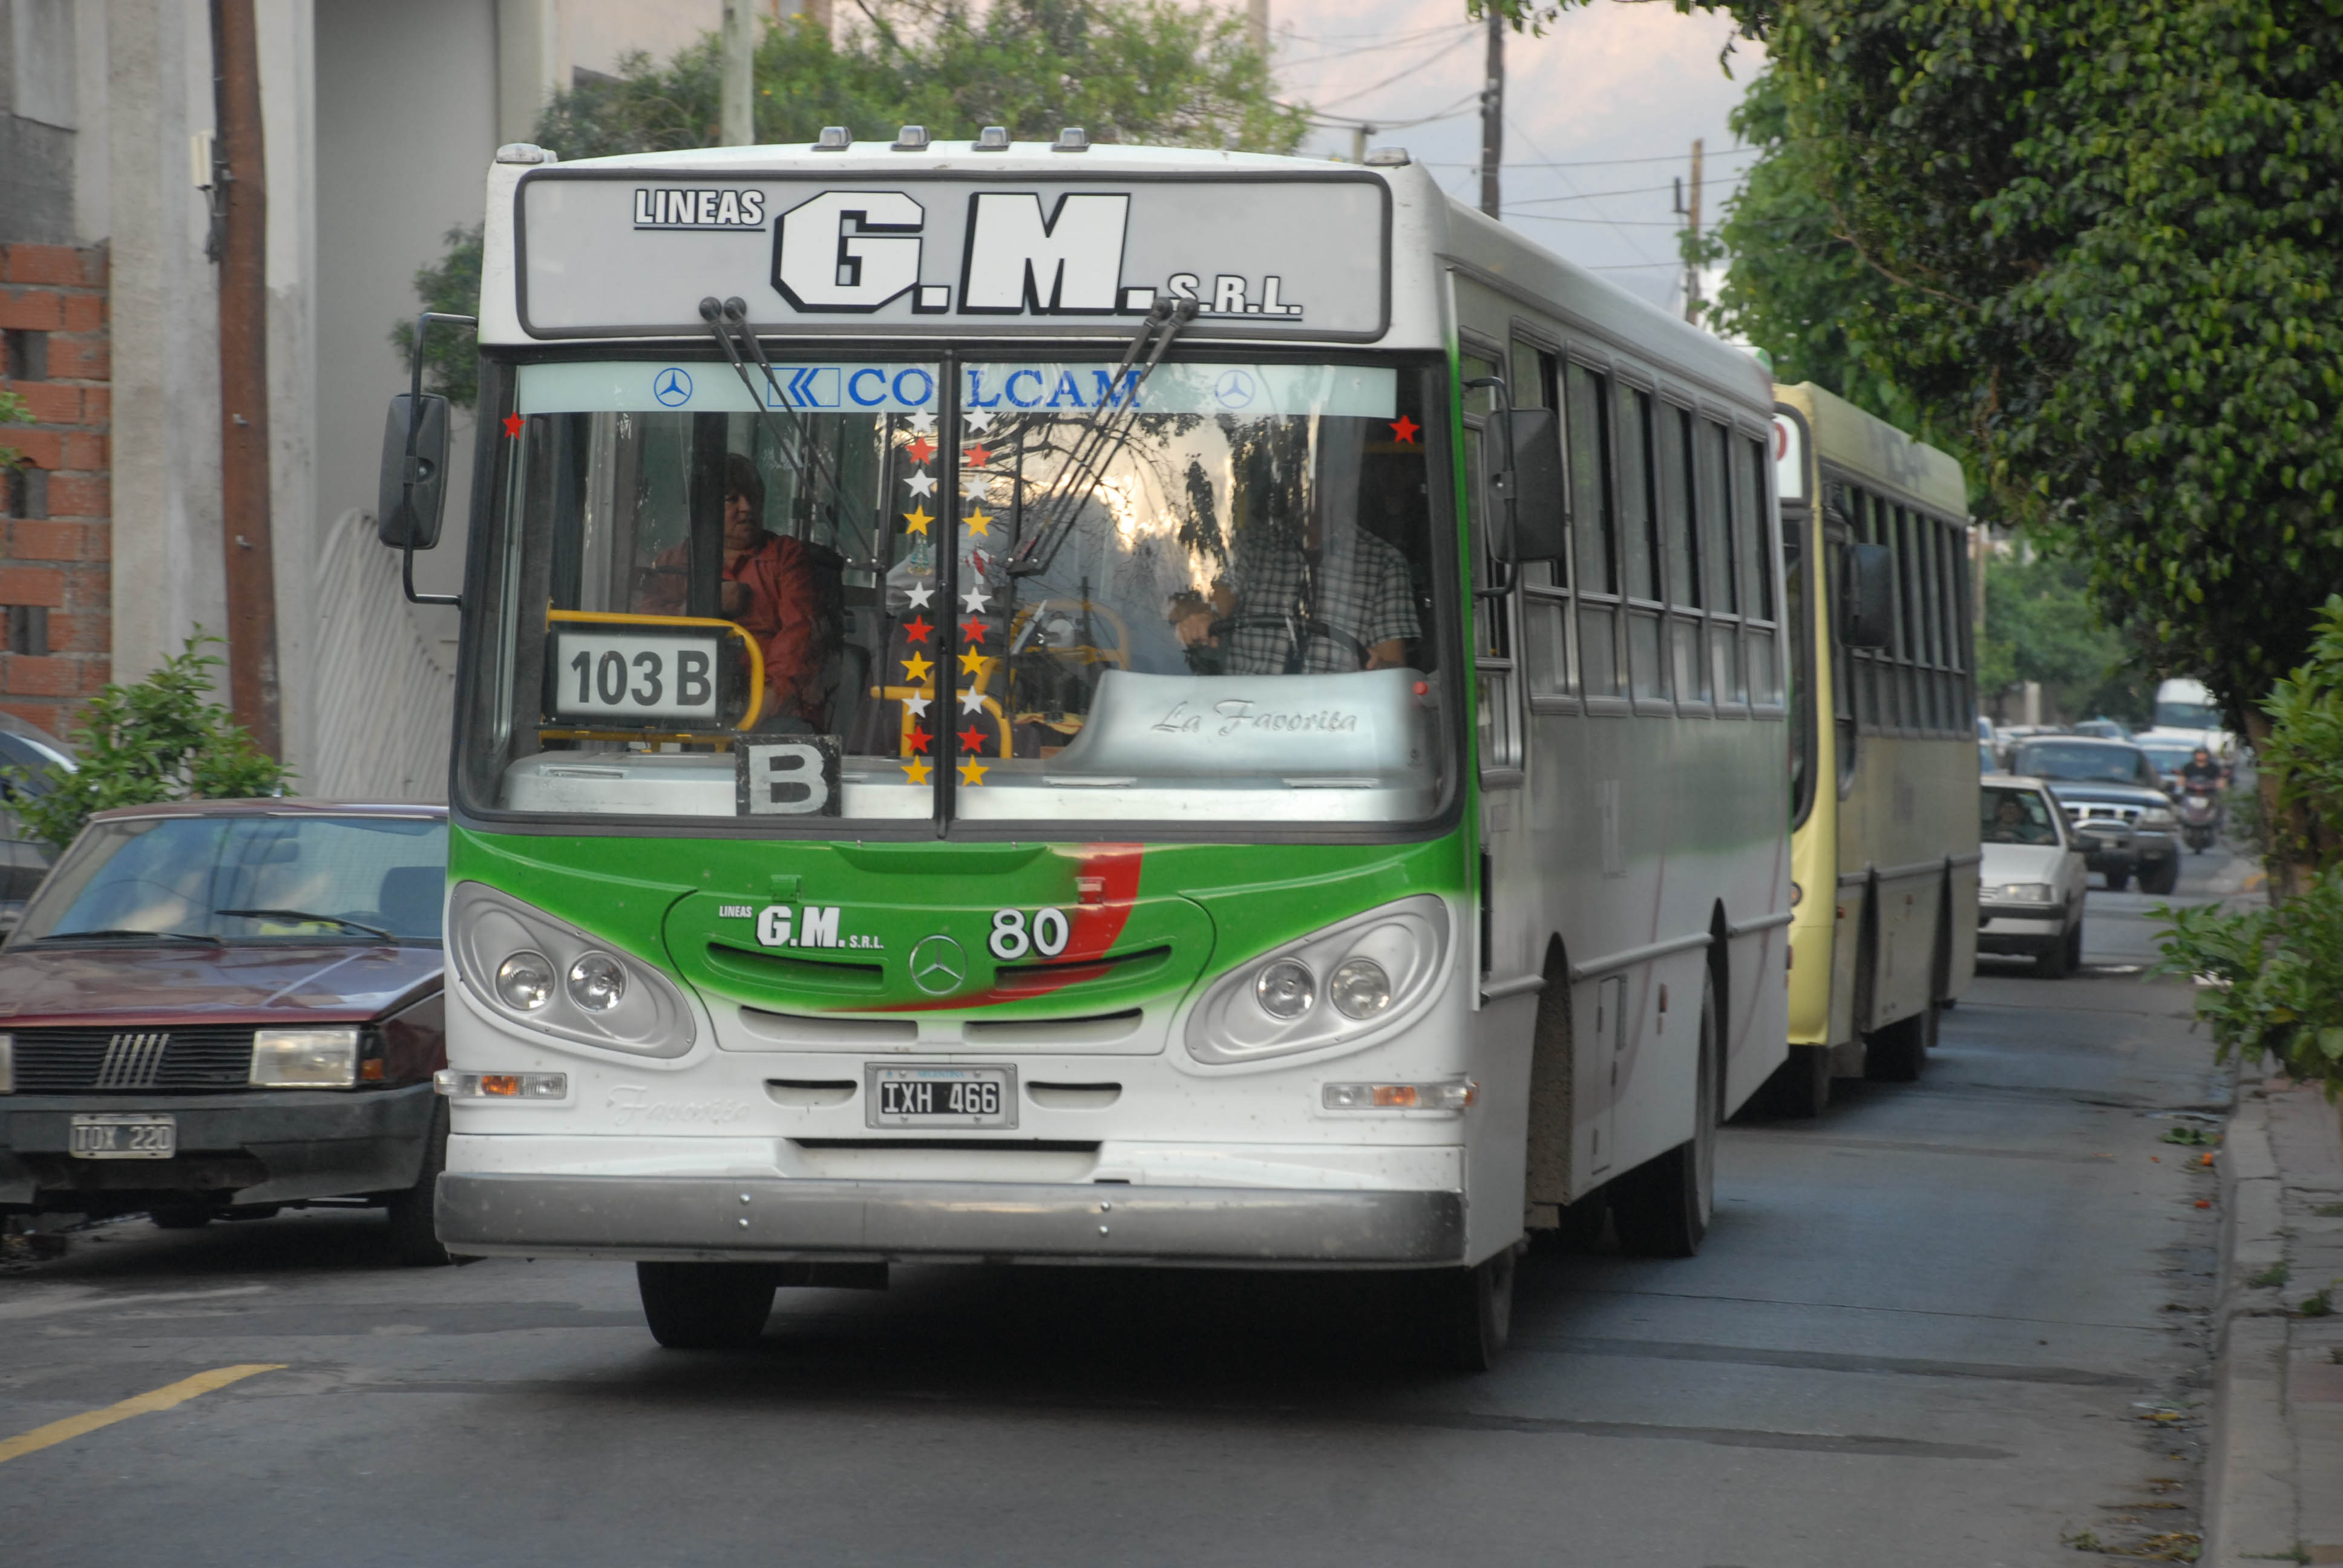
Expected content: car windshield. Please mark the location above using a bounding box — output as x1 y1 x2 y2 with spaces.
2155 699 2221 729
459 358 1451 829
2140 745 2196 774
11 815 447 946
2017 742 2150 785
1982 786 2060 845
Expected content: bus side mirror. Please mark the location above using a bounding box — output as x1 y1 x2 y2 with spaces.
1840 541 1894 648
1502 407 1565 563
377 393 450 550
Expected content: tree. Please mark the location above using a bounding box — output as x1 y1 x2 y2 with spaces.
1697 1 2343 785
1974 550 2152 726
1 634 292 852
396 1 1303 408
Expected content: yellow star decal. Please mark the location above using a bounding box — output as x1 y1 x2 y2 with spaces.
902 757 932 784
962 506 993 537
957 757 989 786
902 652 934 683
957 648 990 677
902 504 933 536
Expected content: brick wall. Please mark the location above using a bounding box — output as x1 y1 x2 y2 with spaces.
0 242 110 737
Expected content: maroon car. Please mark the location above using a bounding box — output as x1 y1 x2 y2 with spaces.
0 800 450 1261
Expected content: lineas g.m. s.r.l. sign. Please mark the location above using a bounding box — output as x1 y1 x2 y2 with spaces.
512 172 1389 341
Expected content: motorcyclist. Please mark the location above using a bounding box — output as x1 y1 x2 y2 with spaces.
2179 746 2226 790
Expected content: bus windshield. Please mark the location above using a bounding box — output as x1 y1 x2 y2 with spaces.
457 359 1453 829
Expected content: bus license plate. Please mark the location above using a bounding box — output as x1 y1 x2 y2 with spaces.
69 1114 177 1160
867 1065 1015 1129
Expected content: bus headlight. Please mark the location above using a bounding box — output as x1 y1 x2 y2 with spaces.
450 882 696 1057
1187 895 1449 1065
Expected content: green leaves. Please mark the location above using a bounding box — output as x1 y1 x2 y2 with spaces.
0 386 29 474
0 634 293 854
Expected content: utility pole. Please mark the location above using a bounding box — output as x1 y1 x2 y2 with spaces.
1351 123 1372 165
1480 7 1504 218
1679 138 1705 324
209 0 279 756
721 0 756 145
1247 0 1268 57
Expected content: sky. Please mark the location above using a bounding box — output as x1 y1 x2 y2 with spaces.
1267 0 1767 312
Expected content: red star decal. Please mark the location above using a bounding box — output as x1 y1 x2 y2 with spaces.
903 615 933 644
957 723 989 754
958 618 987 644
963 443 991 468
502 412 524 439
905 434 936 466
1389 414 1420 445
906 725 932 754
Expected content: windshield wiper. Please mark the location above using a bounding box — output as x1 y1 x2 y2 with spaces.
696 296 876 569
212 908 394 941
1006 296 1198 579
33 928 214 944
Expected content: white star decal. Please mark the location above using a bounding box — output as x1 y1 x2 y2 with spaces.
904 584 933 609
958 687 986 714
961 409 994 433
903 470 937 498
903 693 931 719
905 411 936 433
960 586 990 613
962 474 993 503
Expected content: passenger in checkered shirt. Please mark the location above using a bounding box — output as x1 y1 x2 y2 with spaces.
1172 517 1421 675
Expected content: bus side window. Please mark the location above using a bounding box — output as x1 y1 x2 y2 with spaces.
1847 488 1878 733
1617 385 1667 703
1660 403 1708 704
1735 433 1780 707
1915 509 1945 733
1566 361 1620 700
1699 417 1743 708
1514 339 1575 702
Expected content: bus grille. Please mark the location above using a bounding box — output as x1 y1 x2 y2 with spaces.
7 1028 258 1093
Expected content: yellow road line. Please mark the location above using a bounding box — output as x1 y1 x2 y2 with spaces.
0 1364 286 1465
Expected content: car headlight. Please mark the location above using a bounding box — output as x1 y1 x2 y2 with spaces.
2137 808 2177 829
1993 882 2056 903
448 882 696 1057
1187 895 1450 1065
251 1027 359 1088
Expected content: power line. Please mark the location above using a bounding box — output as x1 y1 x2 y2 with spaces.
1423 145 1761 171
1305 31 1480 111
1274 23 1474 71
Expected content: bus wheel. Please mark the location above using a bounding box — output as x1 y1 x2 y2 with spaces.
1760 1043 1832 1119
1613 975 1718 1258
1424 1247 1516 1373
637 1262 776 1350
1863 1004 1936 1082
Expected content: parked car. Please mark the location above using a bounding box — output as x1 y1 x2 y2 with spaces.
0 711 77 929
2007 736 2181 893
1978 776 2090 977
0 800 450 1261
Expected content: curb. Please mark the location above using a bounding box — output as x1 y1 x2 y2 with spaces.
2204 1083 2297 1566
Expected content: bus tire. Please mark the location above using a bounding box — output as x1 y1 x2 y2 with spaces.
637 1262 776 1350
1424 1246 1516 1373
1613 974 1718 1258
385 1099 452 1267
1760 1043 1832 1119
1863 1004 1935 1082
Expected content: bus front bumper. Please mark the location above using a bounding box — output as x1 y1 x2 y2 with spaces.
435 1172 1466 1267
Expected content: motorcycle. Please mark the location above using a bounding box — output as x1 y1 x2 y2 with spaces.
2177 779 2221 852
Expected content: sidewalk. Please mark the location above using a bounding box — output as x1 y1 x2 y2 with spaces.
2207 1071 2343 1565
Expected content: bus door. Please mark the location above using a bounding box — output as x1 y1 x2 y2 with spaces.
1463 370 1534 993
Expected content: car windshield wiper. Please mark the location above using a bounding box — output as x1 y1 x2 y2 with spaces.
32 928 214 944
212 908 394 941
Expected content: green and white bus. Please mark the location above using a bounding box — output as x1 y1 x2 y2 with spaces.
381 129 1792 1367
1769 383 1979 1115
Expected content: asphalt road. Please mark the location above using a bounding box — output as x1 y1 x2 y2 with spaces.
0 851 2252 1567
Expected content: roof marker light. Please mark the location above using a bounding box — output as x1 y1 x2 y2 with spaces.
974 126 1011 152
1363 146 1411 167
892 125 929 151
1054 126 1090 152
813 126 851 151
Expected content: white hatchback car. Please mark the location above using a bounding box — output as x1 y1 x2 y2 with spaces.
1978 775 2091 978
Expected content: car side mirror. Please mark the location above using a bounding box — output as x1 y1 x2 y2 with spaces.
377 393 451 550
1499 407 1565 564
1840 542 1894 648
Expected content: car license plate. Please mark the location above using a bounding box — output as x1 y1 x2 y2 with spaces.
68 1114 177 1160
867 1065 1015 1129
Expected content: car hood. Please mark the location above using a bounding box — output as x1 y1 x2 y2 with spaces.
0 942 442 1027
1981 842 2071 883
2041 781 2168 808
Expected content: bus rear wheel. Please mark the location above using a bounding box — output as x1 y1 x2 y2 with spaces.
1864 1002 1936 1082
1760 1042 1832 1119
1613 975 1718 1258
637 1262 776 1350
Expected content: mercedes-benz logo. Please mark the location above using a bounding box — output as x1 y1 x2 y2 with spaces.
654 367 693 407
1214 369 1256 409
908 934 966 995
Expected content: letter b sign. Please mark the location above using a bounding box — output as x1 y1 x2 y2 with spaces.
736 738 842 816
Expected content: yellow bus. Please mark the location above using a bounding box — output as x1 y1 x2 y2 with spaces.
1767 384 1979 1114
